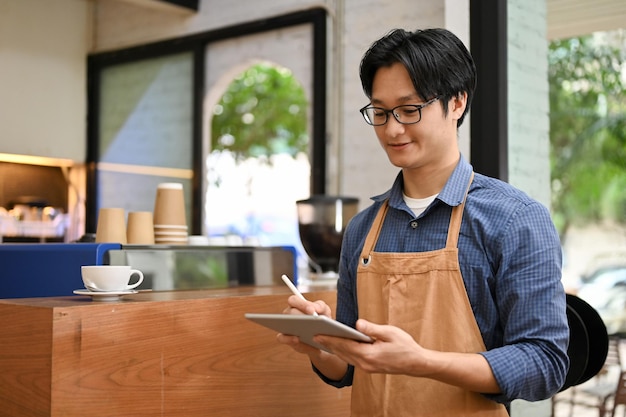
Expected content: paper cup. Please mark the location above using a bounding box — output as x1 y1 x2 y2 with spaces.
95 208 127 244
126 211 155 244
153 183 187 227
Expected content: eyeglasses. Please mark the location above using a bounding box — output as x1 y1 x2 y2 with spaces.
359 97 440 126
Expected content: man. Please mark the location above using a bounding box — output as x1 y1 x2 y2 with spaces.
279 28 569 416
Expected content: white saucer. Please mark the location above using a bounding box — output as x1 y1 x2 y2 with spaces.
73 289 138 301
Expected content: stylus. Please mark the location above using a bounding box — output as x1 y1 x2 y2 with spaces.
281 274 318 316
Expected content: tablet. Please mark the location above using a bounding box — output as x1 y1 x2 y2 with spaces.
245 313 373 353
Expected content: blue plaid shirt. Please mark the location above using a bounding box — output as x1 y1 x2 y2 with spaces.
319 155 569 404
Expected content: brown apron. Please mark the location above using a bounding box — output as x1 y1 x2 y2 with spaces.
352 175 508 417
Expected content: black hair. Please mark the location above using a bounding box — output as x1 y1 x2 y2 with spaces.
359 28 476 127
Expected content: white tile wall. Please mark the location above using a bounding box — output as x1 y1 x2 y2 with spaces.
338 0 451 205
509 2 553 414
508 0 551 207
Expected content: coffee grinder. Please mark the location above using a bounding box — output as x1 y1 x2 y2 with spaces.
296 195 359 282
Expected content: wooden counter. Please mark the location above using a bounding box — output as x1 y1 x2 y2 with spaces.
0 287 351 417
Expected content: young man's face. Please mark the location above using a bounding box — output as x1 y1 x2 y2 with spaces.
369 62 465 174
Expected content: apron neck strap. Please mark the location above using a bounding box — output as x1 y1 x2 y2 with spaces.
445 172 474 248
361 200 389 264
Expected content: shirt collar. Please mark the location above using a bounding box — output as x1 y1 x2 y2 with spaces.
371 154 474 209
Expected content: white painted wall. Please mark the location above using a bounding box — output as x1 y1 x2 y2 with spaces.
0 0 90 161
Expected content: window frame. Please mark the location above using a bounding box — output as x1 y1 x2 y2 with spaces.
86 8 328 235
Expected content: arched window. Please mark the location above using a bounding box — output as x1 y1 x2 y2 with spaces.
205 62 310 251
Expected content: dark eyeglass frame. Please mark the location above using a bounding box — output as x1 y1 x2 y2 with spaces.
359 96 440 126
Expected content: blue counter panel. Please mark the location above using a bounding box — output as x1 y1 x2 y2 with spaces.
0 243 121 298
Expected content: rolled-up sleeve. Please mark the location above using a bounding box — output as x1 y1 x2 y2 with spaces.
481 201 569 402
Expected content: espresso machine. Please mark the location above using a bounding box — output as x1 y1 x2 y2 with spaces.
296 195 358 283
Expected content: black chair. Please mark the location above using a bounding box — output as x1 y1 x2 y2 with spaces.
552 335 622 417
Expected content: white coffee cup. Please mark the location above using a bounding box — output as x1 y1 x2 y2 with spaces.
81 265 144 292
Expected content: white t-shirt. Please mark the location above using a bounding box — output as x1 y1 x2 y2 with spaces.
403 193 438 217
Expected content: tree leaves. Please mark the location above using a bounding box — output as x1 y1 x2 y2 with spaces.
549 31 626 233
210 62 309 162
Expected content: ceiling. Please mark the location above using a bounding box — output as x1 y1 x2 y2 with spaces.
105 1 625 41
547 0 626 39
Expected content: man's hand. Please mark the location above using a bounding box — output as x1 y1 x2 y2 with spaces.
314 319 501 394
313 319 424 374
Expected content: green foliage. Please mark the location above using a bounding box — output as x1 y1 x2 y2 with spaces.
173 252 228 289
210 62 309 161
549 32 626 234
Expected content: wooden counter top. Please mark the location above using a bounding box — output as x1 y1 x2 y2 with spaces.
0 287 351 417
0 286 291 307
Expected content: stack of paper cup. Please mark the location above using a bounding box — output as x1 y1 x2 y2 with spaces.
153 182 188 245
